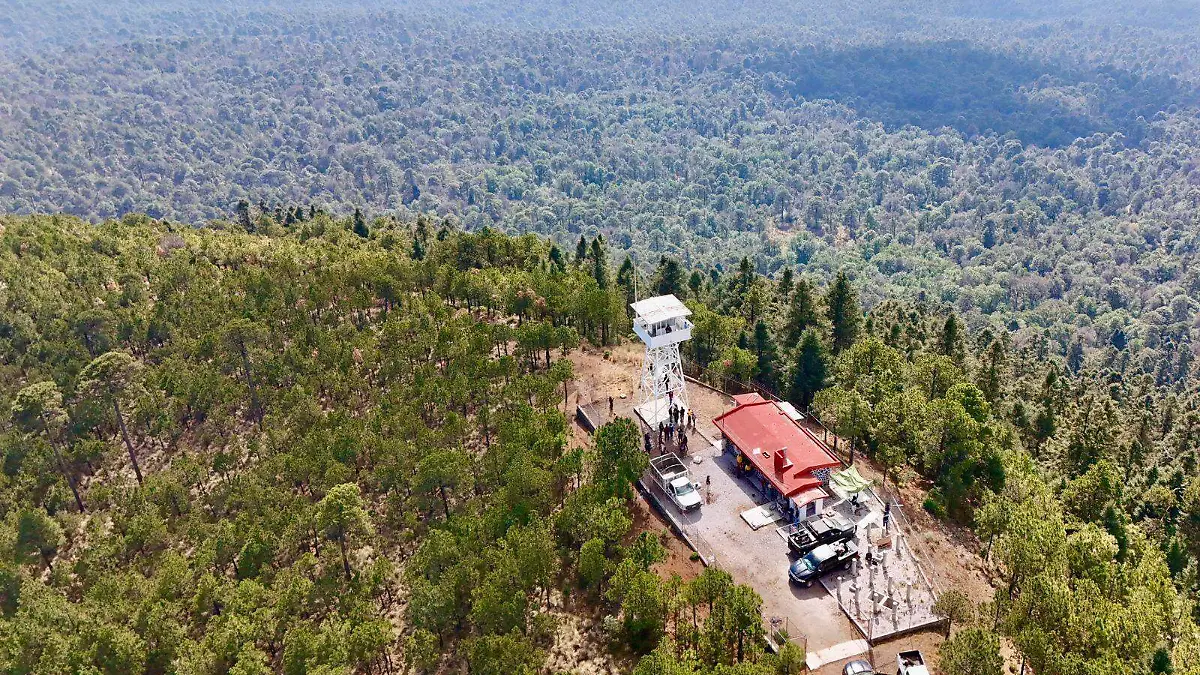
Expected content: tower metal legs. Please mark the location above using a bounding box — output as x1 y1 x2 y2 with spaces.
638 342 689 426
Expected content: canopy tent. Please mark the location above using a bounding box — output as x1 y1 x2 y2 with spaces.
830 466 872 494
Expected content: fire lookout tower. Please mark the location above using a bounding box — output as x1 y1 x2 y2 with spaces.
631 295 692 427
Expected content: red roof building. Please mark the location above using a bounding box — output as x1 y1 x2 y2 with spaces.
714 393 842 512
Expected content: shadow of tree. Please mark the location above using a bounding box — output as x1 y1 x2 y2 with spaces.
739 41 1197 147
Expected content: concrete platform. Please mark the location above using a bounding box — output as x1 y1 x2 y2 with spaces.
634 395 684 429
821 530 946 644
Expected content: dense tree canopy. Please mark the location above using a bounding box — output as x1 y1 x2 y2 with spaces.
2 1 1200 671
1 1 1200 399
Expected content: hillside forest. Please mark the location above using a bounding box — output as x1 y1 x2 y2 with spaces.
0 211 1198 675
3 1 1200 674
3 0 1200 396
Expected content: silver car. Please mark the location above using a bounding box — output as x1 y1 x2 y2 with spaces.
843 660 875 675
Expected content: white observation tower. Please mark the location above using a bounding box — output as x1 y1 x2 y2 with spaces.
631 295 692 428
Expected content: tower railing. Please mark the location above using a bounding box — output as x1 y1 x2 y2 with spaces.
633 318 693 348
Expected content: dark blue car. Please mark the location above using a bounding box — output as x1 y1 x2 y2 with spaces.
788 541 858 587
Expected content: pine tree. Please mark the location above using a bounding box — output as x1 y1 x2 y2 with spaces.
12 382 85 512
595 418 647 501
938 627 1003 675
589 237 608 289
977 332 1008 403
655 257 685 298
784 278 820 348
735 256 754 298
931 589 974 637
1067 339 1085 373
940 314 962 362
789 329 828 408
575 235 588 263
1151 648 1173 675
317 483 374 580
688 270 703 299
824 270 861 353
352 207 370 238
548 245 565 274
223 319 265 429
778 267 794 298
78 351 145 485
236 199 253 232
617 257 636 307
752 320 777 388
1111 327 1128 350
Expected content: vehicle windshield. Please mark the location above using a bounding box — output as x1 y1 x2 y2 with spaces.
673 482 695 497
799 556 817 571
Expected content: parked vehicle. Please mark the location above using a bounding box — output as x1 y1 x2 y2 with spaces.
842 659 875 675
788 540 858 587
649 454 701 511
896 650 930 675
787 513 856 556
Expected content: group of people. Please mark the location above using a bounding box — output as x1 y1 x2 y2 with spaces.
655 404 693 452
613 391 698 456
670 403 694 431
644 426 688 454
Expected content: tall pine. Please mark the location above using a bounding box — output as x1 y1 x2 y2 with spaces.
824 270 861 353
589 237 609 289
784 278 820 348
575 235 588 263
655 256 686 298
778 267 794 299
789 329 828 408
352 208 369 238
752 320 778 388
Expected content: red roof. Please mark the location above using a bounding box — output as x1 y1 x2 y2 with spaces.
714 394 841 498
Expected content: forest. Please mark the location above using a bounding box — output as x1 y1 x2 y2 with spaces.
2 0 1200 673
3 0 1200 394
0 210 1198 675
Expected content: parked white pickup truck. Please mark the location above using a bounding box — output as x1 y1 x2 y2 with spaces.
649 454 701 512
